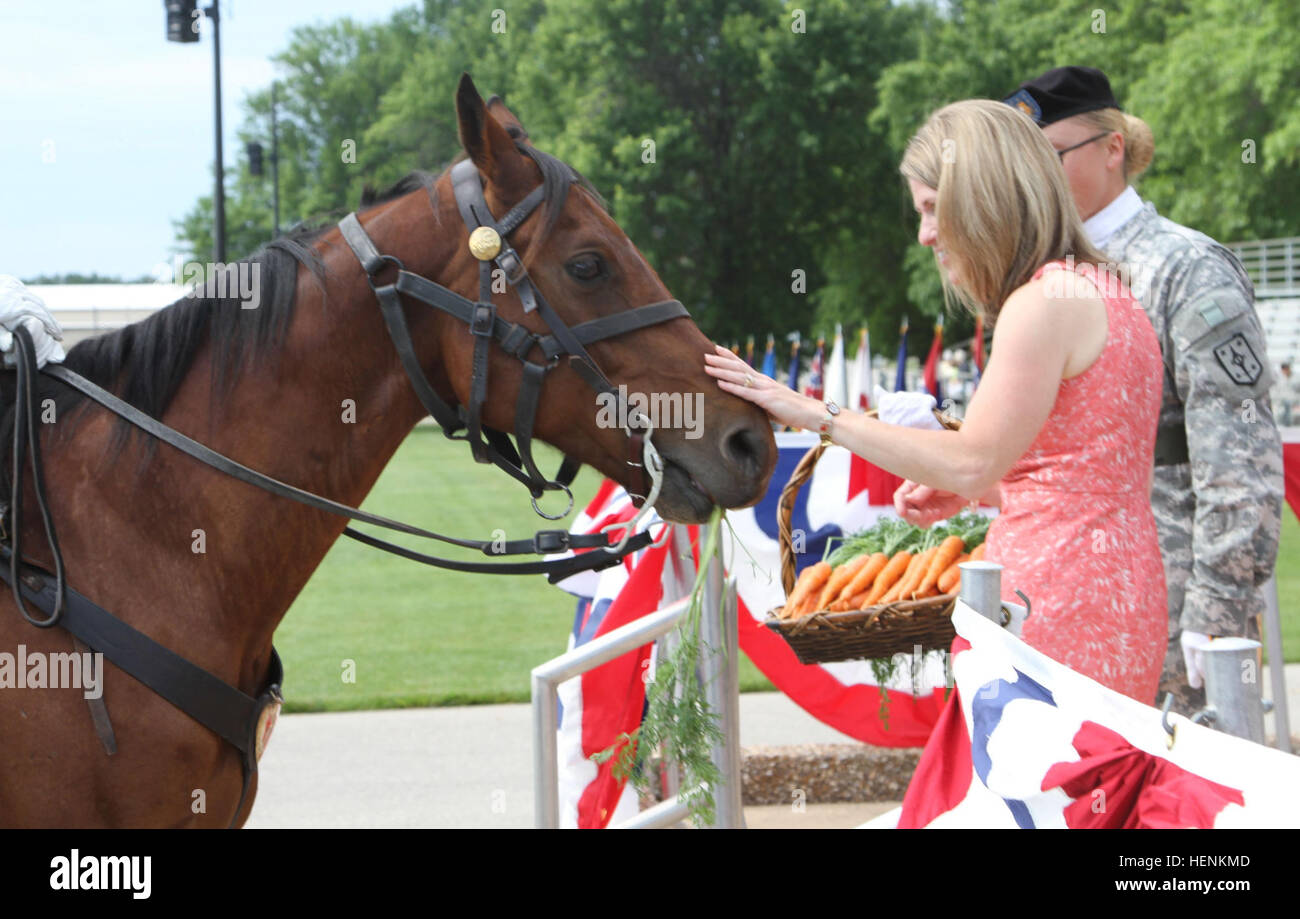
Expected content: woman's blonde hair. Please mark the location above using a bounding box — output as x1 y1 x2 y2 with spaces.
899 99 1108 323
1076 107 1155 181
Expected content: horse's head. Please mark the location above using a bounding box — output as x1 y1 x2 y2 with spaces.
423 75 775 523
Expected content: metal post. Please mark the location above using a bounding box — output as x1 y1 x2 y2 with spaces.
209 0 225 264
1261 574 1292 753
958 560 1004 624
531 599 691 828
532 669 559 829
1201 638 1267 744
699 551 743 828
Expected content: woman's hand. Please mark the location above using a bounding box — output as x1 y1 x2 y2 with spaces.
704 345 822 430
893 479 968 528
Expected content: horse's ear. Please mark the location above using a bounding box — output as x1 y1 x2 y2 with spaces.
486 94 530 144
456 73 532 188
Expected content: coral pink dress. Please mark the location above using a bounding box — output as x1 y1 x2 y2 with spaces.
983 260 1167 703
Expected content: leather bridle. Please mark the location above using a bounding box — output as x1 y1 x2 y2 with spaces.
338 158 687 541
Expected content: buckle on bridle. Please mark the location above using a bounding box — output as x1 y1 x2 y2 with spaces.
532 529 570 554
497 248 527 286
471 303 495 337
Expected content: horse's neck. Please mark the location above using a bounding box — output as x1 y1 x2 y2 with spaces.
54 191 456 659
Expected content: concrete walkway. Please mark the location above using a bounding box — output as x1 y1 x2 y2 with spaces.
244 664 1300 829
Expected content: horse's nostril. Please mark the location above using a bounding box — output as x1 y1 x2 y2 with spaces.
723 423 768 478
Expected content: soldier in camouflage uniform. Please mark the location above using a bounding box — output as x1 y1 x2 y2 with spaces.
1005 67 1284 715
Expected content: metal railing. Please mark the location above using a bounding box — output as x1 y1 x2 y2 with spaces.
531 525 743 829
1230 236 1300 298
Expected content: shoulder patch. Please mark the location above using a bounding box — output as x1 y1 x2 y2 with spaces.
1212 332 1263 386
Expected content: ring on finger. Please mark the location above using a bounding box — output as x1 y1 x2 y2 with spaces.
744 373 754 388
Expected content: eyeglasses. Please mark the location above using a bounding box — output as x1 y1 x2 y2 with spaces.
1055 131 1111 161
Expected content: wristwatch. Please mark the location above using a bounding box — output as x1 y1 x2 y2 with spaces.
818 400 840 446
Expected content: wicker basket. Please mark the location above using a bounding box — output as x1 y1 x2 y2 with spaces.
764 408 965 665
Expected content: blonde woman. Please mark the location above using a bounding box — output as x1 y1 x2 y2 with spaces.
705 99 1167 702
1005 66 1283 717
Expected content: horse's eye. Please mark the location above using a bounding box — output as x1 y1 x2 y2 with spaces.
566 254 604 282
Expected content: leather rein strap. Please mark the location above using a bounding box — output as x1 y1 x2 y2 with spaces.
42 361 648 580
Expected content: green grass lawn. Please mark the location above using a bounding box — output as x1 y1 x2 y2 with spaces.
274 425 1298 711
274 425 776 711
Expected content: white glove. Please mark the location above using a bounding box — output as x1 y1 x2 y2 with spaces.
873 385 943 430
1180 630 1214 690
0 275 65 368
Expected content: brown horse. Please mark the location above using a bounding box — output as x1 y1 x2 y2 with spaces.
0 75 775 827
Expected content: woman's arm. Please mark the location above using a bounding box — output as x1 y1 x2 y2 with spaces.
826 284 1074 496
706 277 1088 497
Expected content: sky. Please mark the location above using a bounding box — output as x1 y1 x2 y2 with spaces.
1 0 418 280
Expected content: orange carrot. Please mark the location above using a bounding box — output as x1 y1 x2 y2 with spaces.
783 561 831 618
882 548 931 604
818 553 873 610
828 590 871 612
970 542 986 562
901 546 938 600
837 552 889 603
862 551 913 606
937 553 970 594
917 536 965 596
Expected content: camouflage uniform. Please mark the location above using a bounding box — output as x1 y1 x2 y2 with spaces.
1100 201 1284 716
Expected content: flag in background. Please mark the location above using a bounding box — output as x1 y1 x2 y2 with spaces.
804 337 825 401
922 316 943 403
761 333 776 381
894 317 909 392
897 602 1300 829
824 324 848 408
786 334 801 391
846 322 903 507
849 326 871 412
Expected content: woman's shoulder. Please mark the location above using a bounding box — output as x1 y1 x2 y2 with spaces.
1002 264 1101 317
998 266 1108 367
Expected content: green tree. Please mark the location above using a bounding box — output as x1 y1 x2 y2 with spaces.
512 0 922 345
1129 0 1300 242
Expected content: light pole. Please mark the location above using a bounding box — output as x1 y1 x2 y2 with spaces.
164 0 225 264
271 81 280 238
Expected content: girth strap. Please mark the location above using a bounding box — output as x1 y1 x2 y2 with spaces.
0 545 283 829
